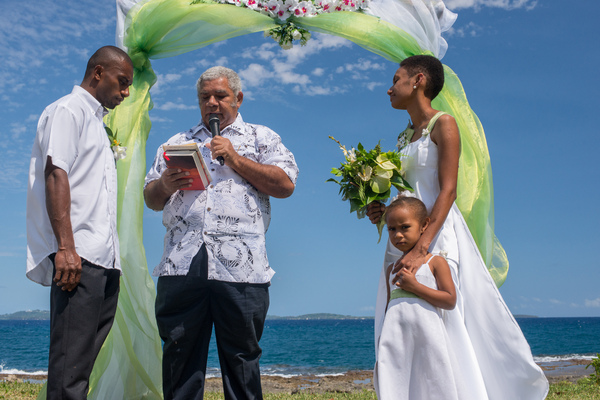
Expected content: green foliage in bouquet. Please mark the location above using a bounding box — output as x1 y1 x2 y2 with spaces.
327 136 412 241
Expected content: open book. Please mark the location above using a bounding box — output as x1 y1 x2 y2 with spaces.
163 143 212 190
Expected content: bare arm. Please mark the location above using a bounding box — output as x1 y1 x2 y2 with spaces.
45 156 81 291
392 114 460 280
397 256 456 310
143 168 194 211
208 135 295 198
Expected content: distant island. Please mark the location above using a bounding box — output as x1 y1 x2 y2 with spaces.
267 313 373 320
0 310 537 321
0 309 50 320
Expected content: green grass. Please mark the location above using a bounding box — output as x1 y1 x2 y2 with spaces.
2 381 599 399
0 381 40 400
546 381 600 400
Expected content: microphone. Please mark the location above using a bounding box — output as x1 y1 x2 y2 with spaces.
208 113 224 165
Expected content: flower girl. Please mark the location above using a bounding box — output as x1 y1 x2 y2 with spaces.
376 196 484 400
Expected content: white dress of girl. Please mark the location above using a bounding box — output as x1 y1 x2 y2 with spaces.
374 112 548 400
377 255 474 400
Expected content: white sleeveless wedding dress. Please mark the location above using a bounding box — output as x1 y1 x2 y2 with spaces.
374 112 548 400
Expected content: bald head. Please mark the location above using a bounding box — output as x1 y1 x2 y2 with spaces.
83 46 133 81
81 46 134 109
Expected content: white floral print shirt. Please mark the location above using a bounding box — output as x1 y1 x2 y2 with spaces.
145 113 299 283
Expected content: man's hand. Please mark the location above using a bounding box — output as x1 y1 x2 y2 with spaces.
144 168 193 211
159 168 194 194
53 247 82 291
367 202 386 225
206 137 294 199
206 136 238 165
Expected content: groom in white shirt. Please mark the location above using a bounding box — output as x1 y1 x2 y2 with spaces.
26 46 133 400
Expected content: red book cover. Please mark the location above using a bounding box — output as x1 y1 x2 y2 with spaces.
163 143 212 191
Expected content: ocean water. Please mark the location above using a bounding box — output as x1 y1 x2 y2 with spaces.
1 317 599 377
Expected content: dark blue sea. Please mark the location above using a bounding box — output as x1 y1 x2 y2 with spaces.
1 318 599 377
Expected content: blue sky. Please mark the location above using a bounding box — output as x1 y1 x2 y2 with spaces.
0 0 598 318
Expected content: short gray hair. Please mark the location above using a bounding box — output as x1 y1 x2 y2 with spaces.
196 66 242 98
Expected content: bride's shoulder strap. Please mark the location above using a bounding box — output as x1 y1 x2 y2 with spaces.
426 111 449 132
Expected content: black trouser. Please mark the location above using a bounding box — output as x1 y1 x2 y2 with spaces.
47 256 120 400
155 245 270 400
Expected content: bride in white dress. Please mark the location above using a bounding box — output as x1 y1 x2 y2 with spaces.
368 55 548 400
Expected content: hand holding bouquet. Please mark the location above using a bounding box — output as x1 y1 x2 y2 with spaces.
327 136 412 241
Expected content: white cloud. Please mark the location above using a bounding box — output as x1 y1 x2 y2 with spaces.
344 59 385 72
149 116 173 123
548 299 564 305
155 100 197 111
292 84 348 96
447 22 483 38
242 43 278 61
239 64 274 88
445 0 537 10
365 81 385 91
279 33 352 65
152 73 184 95
585 297 600 308
215 56 230 66
272 60 311 86
0 252 21 257
0 0 114 98
312 68 325 77
181 67 198 76
10 123 27 139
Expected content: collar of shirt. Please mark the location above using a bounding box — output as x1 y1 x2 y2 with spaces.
71 85 108 121
185 113 247 141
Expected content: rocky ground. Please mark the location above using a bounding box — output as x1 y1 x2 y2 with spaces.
1 360 593 393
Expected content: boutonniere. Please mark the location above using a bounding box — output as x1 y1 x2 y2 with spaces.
105 126 127 161
396 121 414 151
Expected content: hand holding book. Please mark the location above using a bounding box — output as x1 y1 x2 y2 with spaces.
163 143 213 191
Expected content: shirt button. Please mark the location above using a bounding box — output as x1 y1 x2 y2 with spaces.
210 185 214 188
207 207 211 211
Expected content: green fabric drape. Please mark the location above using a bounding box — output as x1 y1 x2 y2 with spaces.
36 1 507 398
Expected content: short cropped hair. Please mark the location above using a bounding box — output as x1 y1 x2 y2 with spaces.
400 55 444 100
196 66 242 98
385 196 429 224
84 46 132 79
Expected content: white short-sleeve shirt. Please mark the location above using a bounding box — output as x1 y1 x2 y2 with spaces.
145 113 299 284
26 86 121 286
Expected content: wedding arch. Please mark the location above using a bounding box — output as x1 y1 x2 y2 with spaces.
38 1 509 398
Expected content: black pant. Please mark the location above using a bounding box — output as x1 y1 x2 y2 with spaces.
47 256 120 400
155 245 270 400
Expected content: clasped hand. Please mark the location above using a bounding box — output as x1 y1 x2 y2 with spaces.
392 250 427 285
53 247 82 291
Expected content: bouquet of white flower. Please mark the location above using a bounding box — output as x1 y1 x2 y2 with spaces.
105 127 127 161
327 136 412 241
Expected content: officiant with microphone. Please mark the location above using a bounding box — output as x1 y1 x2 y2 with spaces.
143 66 299 400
